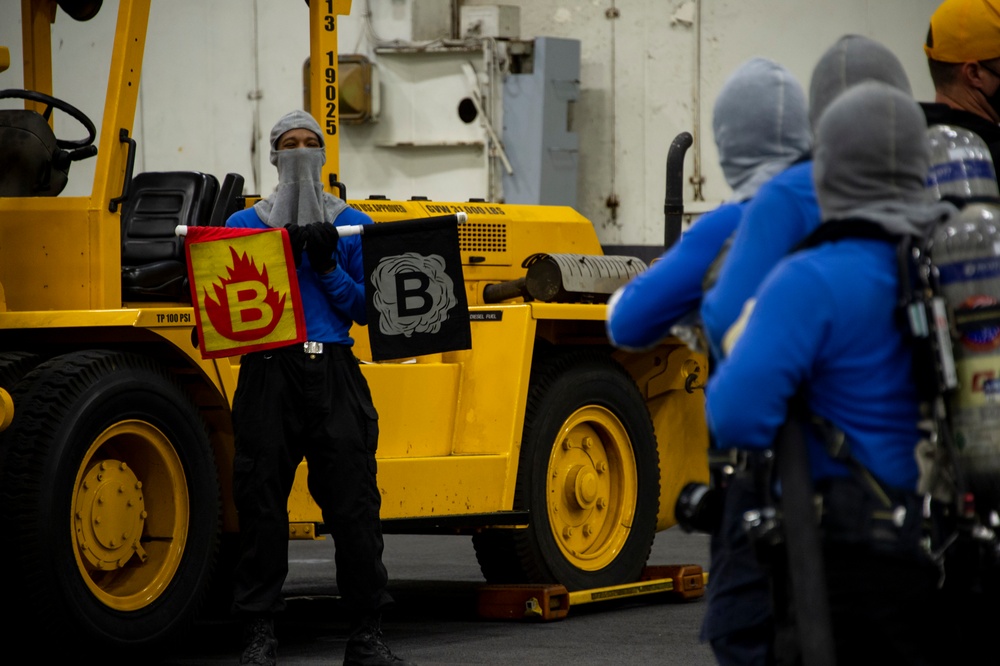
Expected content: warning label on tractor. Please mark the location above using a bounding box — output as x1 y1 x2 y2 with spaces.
351 203 409 214
469 311 503 322
426 204 506 216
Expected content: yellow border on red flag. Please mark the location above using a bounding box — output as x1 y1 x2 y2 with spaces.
185 227 306 359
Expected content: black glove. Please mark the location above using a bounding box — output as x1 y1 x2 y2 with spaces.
284 223 306 268
305 222 340 274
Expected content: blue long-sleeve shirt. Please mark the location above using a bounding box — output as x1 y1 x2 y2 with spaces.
606 203 744 351
226 206 371 345
706 238 921 490
701 161 820 359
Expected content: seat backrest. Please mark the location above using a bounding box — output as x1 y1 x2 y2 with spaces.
120 171 220 265
208 172 246 227
0 110 67 197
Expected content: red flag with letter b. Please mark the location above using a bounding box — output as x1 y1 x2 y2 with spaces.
184 226 306 358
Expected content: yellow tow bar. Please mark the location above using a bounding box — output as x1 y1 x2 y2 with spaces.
475 564 708 621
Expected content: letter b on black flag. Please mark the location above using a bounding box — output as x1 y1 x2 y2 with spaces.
396 272 432 316
361 215 472 361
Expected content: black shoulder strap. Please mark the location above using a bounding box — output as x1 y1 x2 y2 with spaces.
795 218 903 253
775 395 837 666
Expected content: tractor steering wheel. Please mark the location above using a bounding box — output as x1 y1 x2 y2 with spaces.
0 88 97 150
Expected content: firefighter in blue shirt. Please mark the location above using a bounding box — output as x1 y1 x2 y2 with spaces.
607 58 811 666
678 35 916 666
707 81 955 666
227 110 414 666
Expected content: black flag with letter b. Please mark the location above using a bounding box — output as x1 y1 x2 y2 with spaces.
361 214 472 361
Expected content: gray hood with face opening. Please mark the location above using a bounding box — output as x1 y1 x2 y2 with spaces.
713 57 811 203
254 109 348 228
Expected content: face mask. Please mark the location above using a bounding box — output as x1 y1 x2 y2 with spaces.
977 62 1000 118
253 148 327 228
275 147 325 186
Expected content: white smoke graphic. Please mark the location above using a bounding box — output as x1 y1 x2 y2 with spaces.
371 252 457 337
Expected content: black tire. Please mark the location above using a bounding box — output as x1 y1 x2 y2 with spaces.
0 350 221 652
0 351 44 475
0 350 43 389
475 349 659 590
471 529 523 584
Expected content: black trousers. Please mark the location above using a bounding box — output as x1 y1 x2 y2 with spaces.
701 472 775 666
824 543 940 666
230 343 392 618
773 538 942 665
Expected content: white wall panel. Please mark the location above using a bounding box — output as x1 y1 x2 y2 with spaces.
139 1 258 188
0 0 948 248
461 0 941 247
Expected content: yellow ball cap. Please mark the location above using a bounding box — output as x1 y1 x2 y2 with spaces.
924 0 1000 63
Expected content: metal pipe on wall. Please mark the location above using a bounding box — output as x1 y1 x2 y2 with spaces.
689 0 703 202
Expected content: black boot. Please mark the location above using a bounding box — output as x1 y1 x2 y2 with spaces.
240 616 278 666
343 615 416 666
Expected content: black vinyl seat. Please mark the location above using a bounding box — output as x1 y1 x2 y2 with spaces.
210 172 246 228
120 171 220 301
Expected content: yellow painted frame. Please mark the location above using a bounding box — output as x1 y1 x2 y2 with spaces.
0 0 708 540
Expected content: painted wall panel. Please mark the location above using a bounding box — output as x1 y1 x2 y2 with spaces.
0 0 947 252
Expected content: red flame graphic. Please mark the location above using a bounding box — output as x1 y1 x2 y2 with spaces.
203 246 287 341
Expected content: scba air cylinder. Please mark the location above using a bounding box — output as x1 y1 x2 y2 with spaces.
933 201 1000 508
926 124 999 200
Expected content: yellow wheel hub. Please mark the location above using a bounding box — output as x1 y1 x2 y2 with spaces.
75 459 148 570
72 420 190 611
547 406 638 571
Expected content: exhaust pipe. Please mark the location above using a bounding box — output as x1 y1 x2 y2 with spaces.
664 132 693 251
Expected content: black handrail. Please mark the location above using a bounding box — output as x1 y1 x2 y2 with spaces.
109 128 136 213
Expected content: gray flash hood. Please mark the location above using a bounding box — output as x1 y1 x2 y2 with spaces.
713 57 811 202
254 109 348 228
809 35 912 130
813 81 956 236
